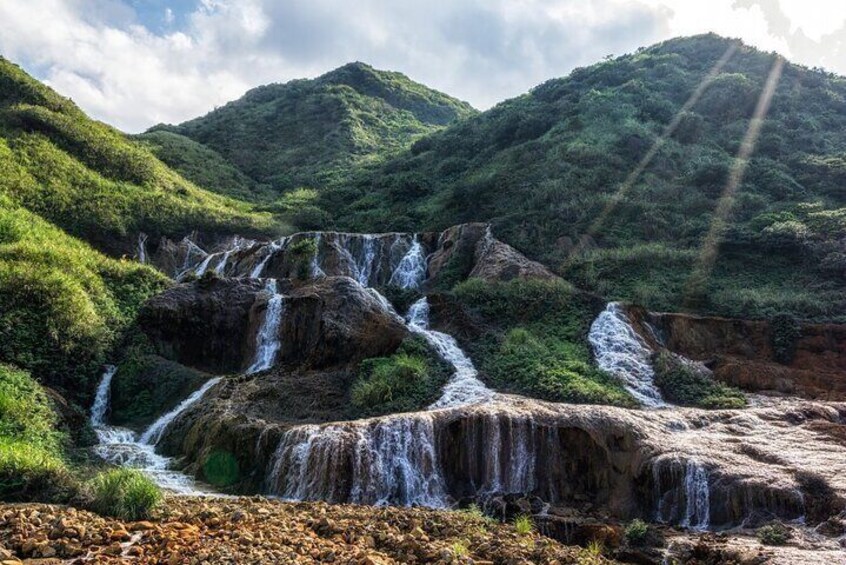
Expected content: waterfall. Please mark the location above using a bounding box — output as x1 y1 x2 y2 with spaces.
250 237 289 279
90 365 116 428
388 236 426 289
246 279 284 374
269 413 448 507
653 456 710 530
136 234 148 264
588 302 667 408
681 461 710 530
139 377 223 446
179 238 208 278
311 234 326 278
194 253 216 276
90 367 214 494
406 298 494 409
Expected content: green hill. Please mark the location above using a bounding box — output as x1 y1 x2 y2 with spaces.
0 57 284 408
0 57 278 257
325 35 846 321
159 62 477 193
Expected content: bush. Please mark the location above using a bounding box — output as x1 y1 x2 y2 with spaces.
624 519 649 546
513 514 534 535
757 523 791 546
770 313 800 364
351 338 450 417
87 468 161 520
0 363 74 502
653 350 746 409
452 279 635 407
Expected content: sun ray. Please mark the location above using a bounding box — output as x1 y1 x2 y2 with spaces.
565 41 740 262
684 55 785 304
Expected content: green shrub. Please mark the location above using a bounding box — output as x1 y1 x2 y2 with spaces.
513 514 534 535
624 519 649 546
452 279 635 407
0 363 73 501
351 338 451 417
653 350 746 409
770 313 800 364
87 468 162 520
757 523 791 546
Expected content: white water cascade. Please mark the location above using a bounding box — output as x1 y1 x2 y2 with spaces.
139 377 223 446
90 367 219 494
136 233 148 264
588 302 667 408
388 236 427 289
246 279 284 374
250 237 290 279
269 413 448 507
406 298 494 409
681 460 710 530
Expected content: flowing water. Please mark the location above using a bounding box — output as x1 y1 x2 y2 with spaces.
681 460 710 530
139 377 223 446
588 302 667 407
406 298 494 409
246 279 284 374
136 233 148 264
90 367 219 494
388 236 426 289
269 413 448 507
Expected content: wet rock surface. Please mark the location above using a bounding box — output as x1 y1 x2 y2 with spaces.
139 275 408 375
0 498 605 564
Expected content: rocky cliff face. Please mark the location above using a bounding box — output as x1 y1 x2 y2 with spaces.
140 275 408 376
626 307 846 400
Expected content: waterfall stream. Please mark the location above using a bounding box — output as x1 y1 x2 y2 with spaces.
588 302 667 407
388 236 427 289
406 298 494 409
246 279 284 374
90 367 219 494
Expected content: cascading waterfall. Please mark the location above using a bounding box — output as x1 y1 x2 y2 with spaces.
136 233 148 264
588 302 667 407
139 377 223 446
388 236 426 289
250 237 289 279
246 279 284 374
653 456 711 529
90 367 218 494
311 234 327 278
681 460 710 530
269 413 448 507
406 298 494 409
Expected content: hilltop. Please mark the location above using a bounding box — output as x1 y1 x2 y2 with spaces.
322 35 846 321
153 62 477 194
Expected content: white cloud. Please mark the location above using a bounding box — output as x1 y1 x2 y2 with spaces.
0 0 844 133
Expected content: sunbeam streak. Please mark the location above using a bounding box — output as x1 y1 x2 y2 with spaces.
684 55 785 304
566 41 739 262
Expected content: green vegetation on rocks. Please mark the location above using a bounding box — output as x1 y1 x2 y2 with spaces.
452 278 635 406
0 364 70 501
351 337 451 417
324 35 846 321
86 468 161 520
653 350 747 409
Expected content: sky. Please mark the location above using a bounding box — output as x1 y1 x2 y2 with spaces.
1 0 845 133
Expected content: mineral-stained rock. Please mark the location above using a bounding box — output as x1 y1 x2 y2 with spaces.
626 307 846 400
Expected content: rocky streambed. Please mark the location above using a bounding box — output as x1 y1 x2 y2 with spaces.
0 497 606 564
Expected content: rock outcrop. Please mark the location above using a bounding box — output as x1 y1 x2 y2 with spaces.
427 223 555 287
139 276 408 376
139 277 266 373
626 307 846 400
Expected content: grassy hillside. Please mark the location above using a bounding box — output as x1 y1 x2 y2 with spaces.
135 129 269 202
161 62 476 193
325 35 846 321
0 57 279 257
